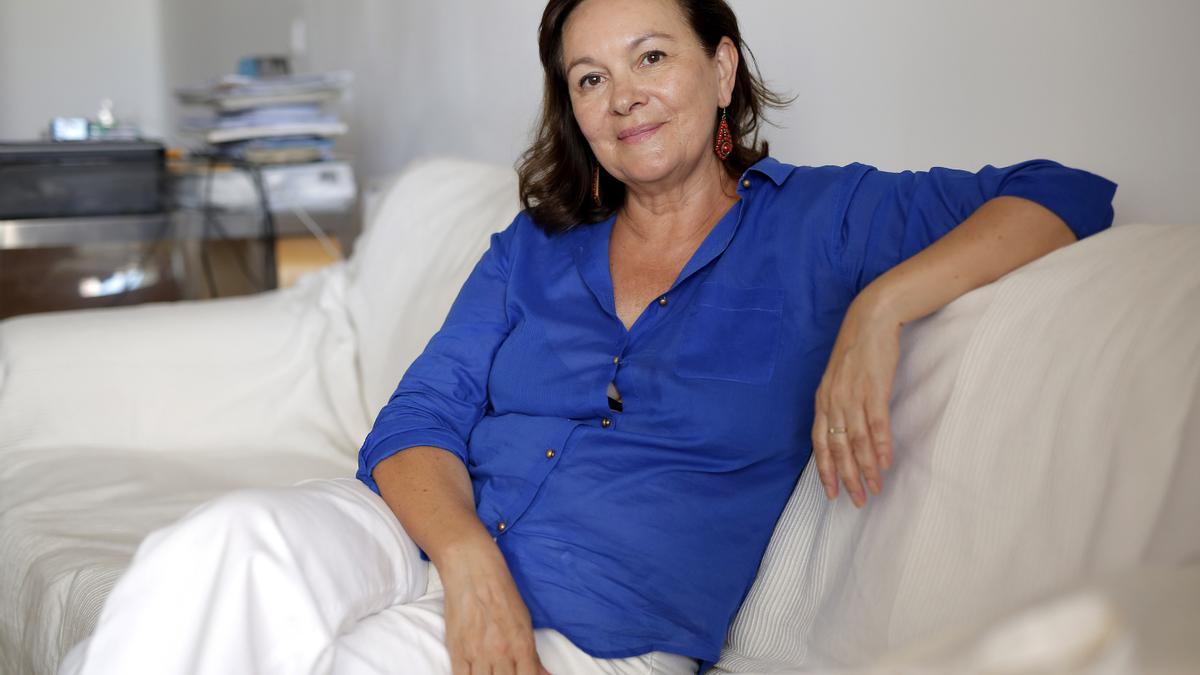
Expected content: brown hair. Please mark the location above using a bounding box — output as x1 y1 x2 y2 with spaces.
517 0 792 234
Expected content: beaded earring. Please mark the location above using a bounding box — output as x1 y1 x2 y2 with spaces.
592 164 602 208
715 107 733 161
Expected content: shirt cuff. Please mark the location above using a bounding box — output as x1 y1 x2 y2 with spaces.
997 160 1118 241
355 430 469 495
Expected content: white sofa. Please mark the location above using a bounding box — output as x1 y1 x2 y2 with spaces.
1 158 1197 675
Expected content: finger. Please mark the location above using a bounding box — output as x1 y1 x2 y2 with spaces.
493 658 515 675
506 641 538 675
811 408 838 500
827 409 865 507
450 653 468 675
846 402 882 497
867 385 893 471
533 642 553 675
517 648 547 675
481 634 515 675
514 644 536 675
516 654 539 675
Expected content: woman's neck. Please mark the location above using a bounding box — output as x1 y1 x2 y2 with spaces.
617 158 740 247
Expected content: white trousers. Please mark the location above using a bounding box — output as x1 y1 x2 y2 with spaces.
59 477 700 675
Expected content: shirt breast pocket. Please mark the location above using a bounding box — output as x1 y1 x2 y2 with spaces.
673 283 784 385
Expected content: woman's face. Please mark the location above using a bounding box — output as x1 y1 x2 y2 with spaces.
562 0 736 192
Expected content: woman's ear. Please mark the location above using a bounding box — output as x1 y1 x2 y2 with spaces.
714 36 739 107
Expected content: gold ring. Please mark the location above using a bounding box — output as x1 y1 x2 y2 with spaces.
828 427 848 435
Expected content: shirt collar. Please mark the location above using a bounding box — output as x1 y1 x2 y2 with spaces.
572 157 789 325
573 189 748 326
742 156 794 187
574 214 620 319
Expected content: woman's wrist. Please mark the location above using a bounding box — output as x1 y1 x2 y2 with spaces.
852 281 908 332
433 529 510 587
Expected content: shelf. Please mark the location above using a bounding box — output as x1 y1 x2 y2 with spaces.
0 214 170 250
0 209 354 251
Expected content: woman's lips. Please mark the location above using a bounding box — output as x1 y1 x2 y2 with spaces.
618 123 663 143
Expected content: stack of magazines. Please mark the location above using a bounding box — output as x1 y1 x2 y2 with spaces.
177 71 351 163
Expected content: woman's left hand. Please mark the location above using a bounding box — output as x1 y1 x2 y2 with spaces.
811 291 903 508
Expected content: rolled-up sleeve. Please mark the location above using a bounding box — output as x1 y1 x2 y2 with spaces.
355 214 521 494
835 159 1118 294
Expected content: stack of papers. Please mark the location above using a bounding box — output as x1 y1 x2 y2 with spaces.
176 71 351 162
181 104 345 144
177 72 351 111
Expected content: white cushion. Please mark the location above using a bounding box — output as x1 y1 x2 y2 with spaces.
344 157 520 421
0 267 363 460
714 224 1200 672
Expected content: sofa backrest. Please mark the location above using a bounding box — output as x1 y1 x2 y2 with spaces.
344 157 520 420
717 222 1200 671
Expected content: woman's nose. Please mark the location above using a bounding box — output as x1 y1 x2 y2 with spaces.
609 75 646 116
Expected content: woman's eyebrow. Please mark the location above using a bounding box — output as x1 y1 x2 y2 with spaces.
565 31 676 73
630 31 674 49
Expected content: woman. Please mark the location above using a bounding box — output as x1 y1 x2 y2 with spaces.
64 0 1117 673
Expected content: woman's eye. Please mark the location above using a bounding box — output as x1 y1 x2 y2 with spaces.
641 51 665 66
579 74 604 89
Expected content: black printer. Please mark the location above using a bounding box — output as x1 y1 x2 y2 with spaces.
0 141 166 219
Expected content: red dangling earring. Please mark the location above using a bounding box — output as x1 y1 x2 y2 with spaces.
592 164 602 208
714 107 733 161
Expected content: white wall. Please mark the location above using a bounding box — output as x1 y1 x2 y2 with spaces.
298 0 1199 227
299 0 546 184
0 0 303 142
3 0 1196 226
0 0 167 140
733 0 1200 227
159 0 302 138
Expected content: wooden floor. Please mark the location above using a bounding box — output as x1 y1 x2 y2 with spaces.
275 235 343 288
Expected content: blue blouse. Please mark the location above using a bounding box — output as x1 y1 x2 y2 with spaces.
357 157 1116 668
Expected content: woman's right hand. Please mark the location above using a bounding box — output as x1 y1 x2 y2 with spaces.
437 537 551 675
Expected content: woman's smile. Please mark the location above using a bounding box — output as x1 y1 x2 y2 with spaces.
618 122 664 143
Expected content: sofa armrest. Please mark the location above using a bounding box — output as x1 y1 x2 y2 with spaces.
0 267 368 458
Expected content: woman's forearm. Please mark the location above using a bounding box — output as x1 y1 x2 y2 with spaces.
860 195 1078 325
812 196 1080 505
372 446 497 570
374 447 546 671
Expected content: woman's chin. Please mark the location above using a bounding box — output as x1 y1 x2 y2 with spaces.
612 155 687 189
